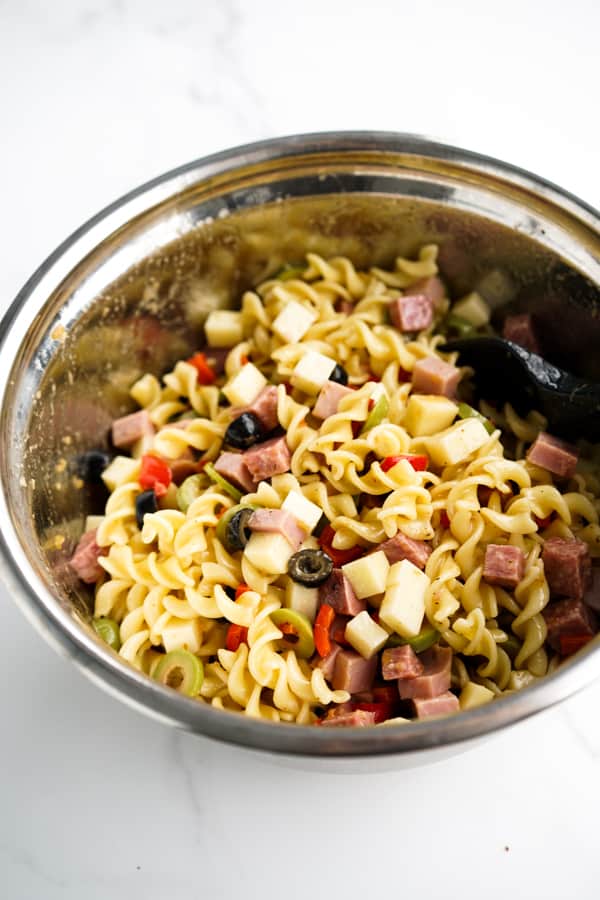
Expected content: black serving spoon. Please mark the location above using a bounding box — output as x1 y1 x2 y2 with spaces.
440 336 600 442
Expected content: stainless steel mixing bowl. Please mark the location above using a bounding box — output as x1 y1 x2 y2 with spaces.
1 132 599 760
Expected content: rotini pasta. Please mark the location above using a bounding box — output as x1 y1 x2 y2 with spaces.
67 247 599 728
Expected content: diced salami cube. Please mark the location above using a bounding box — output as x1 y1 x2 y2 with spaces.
412 691 459 719
379 532 431 570
542 537 591 601
405 276 445 310
168 454 200 485
319 709 376 727
232 385 279 431
319 568 366 616
203 347 229 376
502 313 540 354
111 410 155 449
482 544 526 590
543 598 597 652
412 357 461 398
332 650 377 693
584 567 600 612
390 294 433 332
214 452 256 493
312 381 354 419
315 643 342 681
247 508 306 550
69 529 106 584
397 645 452 700
526 432 578 479
382 644 424 681
243 435 291 481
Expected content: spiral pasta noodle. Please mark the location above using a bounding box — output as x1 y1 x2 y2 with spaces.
73 246 600 726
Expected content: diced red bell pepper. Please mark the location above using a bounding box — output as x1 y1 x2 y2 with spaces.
440 510 450 529
381 454 429 473
187 352 217 385
226 623 249 652
139 454 172 497
558 633 594 656
314 604 335 658
235 583 250 600
534 513 554 529
355 701 393 724
319 525 363 567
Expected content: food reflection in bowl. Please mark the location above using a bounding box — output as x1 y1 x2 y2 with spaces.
68 242 599 727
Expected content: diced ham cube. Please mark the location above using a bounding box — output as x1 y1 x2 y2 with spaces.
390 294 433 332
382 644 424 681
412 357 461 398
315 643 342 681
332 650 377 693
379 532 431 570
214 452 256 493
542 537 591 601
243 435 291 481
502 313 540 354
312 381 355 419
319 709 376 727
405 276 445 310
412 691 459 719
232 385 279 431
526 432 578 479
319 569 366 616
111 410 155 449
482 544 526 590
543 598 597 652
69 529 106 584
397 645 451 700
247 508 306 550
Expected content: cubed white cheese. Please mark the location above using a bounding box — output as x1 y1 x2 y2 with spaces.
161 618 203 654
272 300 317 343
101 455 141 492
451 291 490 328
291 350 337 394
84 515 105 532
281 490 323 533
345 610 389 659
222 363 267 406
342 551 390 600
404 394 458 437
459 682 495 710
285 579 319 623
243 532 294 575
204 310 244 348
379 559 430 638
425 418 490 467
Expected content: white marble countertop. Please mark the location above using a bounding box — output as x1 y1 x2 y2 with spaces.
1 1 599 897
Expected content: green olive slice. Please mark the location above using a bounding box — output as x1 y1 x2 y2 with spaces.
203 463 243 501
215 504 257 552
385 625 438 654
271 608 315 659
153 649 204 696
176 474 205 512
92 617 121 651
361 394 390 434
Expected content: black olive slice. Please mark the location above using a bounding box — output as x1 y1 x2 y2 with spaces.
224 412 266 449
329 364 349 386
135 489 158 529
75 449 113 483
287 549 333 586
